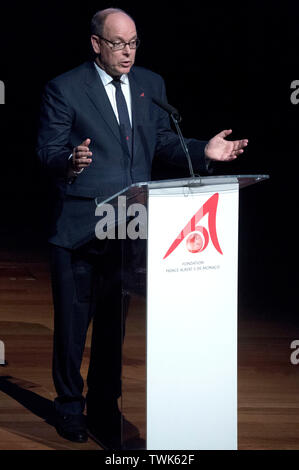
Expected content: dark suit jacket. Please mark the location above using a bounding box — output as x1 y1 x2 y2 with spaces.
37 61 209 249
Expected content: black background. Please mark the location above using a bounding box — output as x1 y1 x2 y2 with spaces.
0 0 298 320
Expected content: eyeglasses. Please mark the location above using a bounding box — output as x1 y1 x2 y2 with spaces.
97 35 140 51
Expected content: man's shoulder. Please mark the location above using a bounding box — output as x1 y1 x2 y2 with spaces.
47 61 92 87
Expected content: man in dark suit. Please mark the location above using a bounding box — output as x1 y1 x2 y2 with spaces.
37 8 248 448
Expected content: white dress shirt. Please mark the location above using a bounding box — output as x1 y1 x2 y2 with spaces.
94 61 132 125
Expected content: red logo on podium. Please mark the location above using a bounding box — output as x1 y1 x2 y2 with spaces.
163 193 223 259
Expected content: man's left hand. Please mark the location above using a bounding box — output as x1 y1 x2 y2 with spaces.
204 129 248 161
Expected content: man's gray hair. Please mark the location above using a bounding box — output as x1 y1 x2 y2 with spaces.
91 8 135 36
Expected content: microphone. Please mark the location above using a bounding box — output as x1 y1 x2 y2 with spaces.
152 96 181 122
152 97 196 178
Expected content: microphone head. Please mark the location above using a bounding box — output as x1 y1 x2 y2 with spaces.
152 97 181 121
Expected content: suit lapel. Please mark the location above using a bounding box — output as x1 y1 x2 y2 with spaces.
129 69 148 159
83 63 149 157
84 62 122 144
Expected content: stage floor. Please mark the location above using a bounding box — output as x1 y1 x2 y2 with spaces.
0 257 299 450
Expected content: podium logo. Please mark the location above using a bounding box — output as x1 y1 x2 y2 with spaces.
163 193 223 259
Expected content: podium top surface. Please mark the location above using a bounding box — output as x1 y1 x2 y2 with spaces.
95 174 269 206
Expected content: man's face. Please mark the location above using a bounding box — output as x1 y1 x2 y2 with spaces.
91 13 137 77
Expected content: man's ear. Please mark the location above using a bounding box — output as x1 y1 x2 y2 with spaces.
91 35 101 54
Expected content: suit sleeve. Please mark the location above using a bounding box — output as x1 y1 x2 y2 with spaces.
154 77 212 174
36 80 74 177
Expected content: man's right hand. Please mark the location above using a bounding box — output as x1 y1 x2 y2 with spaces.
72 138 92 172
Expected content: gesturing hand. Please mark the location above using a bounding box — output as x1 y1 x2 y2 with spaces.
204 130 248 162
72 138 92 172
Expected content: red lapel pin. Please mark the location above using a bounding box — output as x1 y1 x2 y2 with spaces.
140 92 145 97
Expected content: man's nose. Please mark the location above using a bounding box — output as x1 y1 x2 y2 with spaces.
122 44 131 54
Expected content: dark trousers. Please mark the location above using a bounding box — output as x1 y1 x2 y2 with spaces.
49 240 124 417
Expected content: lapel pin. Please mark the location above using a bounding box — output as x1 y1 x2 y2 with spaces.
140 92 145 97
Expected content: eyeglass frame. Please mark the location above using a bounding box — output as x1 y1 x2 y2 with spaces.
96 35 140 51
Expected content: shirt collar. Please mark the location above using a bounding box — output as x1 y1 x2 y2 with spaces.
94 61 129 86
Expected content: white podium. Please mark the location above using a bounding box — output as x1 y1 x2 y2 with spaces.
94 175 269 450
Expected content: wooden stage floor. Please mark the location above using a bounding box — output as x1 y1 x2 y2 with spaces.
0 257 299 450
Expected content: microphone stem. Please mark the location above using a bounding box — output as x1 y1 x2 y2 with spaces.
171 114 195 178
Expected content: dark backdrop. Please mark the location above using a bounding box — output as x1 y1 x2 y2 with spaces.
0 0 298 319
